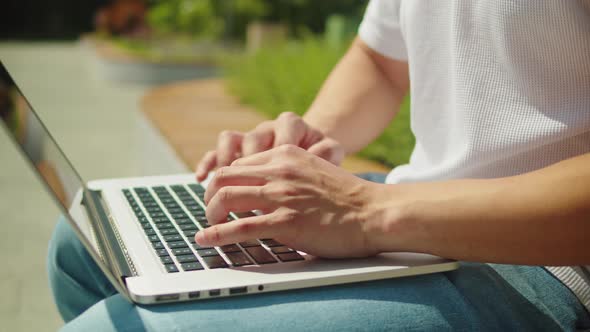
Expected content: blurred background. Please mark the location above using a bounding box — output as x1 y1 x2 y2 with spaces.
0 0 413 330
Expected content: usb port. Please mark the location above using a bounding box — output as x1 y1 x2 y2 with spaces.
188 291 200 299
156 294 179 302
209 289 221 297
229 286 248 295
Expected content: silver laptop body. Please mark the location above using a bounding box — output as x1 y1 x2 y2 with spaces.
0 62 458 305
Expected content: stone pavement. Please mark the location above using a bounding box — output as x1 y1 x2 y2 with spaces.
0 42 150 331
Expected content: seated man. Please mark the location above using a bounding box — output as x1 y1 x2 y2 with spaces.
48 1 590 330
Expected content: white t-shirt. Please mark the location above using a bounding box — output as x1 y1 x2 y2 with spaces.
359 0 590 311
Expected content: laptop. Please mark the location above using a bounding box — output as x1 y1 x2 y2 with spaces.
0 61 458 304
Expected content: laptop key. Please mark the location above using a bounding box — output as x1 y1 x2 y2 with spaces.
225 252 254 266
152 217 171 223
156 249 169 257
239 240 260 248
175 218 194 225
193 243 213 250
163 234 184 242
160 255 173 264
245 246 277 264
220 244 242 253
155 222 175 230
179 224 198 231
197 248 219 257
176 254 199 263
183 229 198 237
188 183 205 192
152 242 165 249
261 239 283 247
202 255 229 269
181 262 204 271
167 241 189 249
277 252 304 262
159 228 179 236
167 207 184 214
148 235 161 243
172 247 192 256
144 228 156 236
165 264 179 273
270 246 294 254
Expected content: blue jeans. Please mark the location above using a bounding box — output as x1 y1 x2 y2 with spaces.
47 174 590 331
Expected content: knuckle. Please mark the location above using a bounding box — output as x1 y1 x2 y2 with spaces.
218 130 231 139
258 184 271 199
273 163 299 180
279 183 298 196
210 227 222 243
236 219 257 234
279 111 296 120
243 130 264 145
215 166 230 180
277 144 299 155
219 130 240 140
218 187 232 202
277 208 298 224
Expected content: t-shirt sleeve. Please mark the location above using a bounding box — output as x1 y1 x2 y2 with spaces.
358 0 408 61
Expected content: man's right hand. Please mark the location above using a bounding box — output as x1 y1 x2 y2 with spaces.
195 112 346 181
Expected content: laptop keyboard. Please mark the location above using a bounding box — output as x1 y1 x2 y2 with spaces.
122 183 304 273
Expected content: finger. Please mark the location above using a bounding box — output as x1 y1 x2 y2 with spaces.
307 138 345 165
195 214 279 247
216 130 244 167
195 150 217 181
206 186 278 224
299 126 324 149
232 144 303 167
204 165 269 204
242 121 274 156
273 112 305 147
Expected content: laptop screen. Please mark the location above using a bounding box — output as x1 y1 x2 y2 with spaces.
0 61 104 261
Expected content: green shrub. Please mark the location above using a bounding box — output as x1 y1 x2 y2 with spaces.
222 38 414 167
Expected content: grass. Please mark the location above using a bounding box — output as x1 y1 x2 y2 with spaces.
222 38 414 167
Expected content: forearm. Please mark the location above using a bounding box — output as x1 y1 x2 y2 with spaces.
303 38 409 154
370 153 590 265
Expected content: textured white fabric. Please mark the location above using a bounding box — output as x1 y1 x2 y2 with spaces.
359 0 590 311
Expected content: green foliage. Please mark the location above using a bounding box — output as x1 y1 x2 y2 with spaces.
146 0 366 40
222 38 414 167
148 0 223 38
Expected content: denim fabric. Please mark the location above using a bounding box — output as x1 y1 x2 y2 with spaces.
47 173 590 331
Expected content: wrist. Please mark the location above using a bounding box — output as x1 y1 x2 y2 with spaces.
361 182 431 255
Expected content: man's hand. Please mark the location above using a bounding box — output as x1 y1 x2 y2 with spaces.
195 112 345 181
195 145 385 258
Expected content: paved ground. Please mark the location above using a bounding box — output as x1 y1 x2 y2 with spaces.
0 42 151 331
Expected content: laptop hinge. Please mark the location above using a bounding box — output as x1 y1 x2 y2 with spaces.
82 189 137 280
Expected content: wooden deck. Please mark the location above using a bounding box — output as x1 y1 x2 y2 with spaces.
141 79 390 174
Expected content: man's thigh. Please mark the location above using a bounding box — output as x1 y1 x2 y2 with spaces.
62 264 588 331
63 272 477 331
